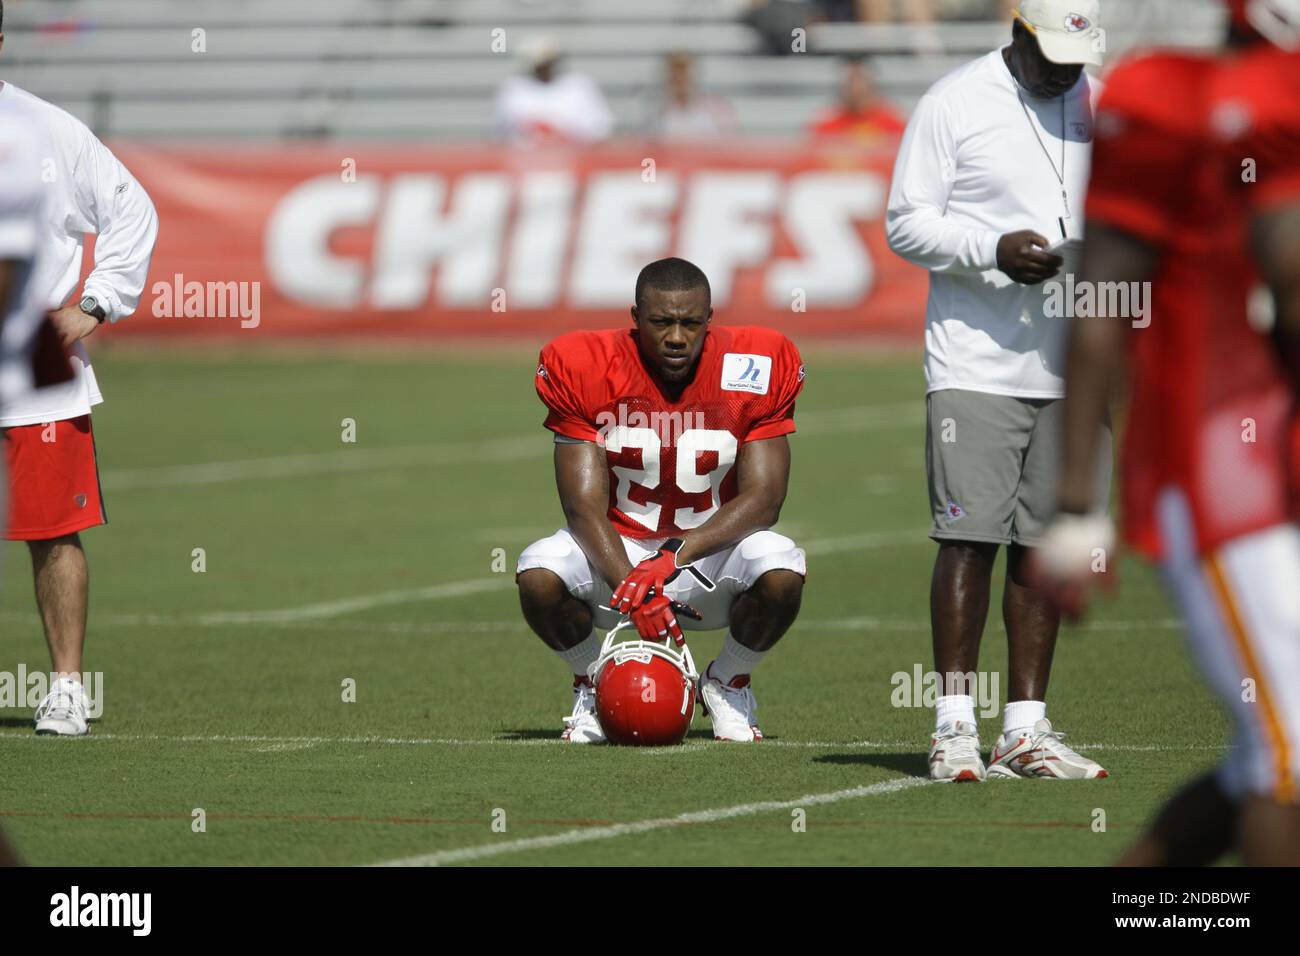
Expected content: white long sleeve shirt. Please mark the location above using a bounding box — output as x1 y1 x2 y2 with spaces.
0 81 158 427
0 100 48 415
494 72 614 145
886 49 1102 399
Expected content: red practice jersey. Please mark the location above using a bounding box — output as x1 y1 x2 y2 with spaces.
1085 44 1300 559
535 325 804 540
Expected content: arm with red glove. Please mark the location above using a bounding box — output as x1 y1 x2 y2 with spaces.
609 538 715 615
555 440 712 645
612 539 714 646
610 436 792 639
1035 223 1151 616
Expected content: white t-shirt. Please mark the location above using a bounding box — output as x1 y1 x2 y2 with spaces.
886 48 1102 399
494 72 614 145
0 100 47 414
0 82 158 427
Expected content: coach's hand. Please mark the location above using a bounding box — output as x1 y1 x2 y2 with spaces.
629 593 700 646
996 230 1063 286
48 304 99 348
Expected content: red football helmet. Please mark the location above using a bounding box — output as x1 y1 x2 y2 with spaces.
591 620 698 746
1228 0 1300 49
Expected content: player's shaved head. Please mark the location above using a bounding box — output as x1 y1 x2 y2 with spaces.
635 257 711 314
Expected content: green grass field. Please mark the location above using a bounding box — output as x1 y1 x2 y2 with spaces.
0 344 1225 866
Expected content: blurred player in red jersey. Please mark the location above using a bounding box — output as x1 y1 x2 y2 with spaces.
1038 0 1300 864
809 57 907 145
516 258 807 743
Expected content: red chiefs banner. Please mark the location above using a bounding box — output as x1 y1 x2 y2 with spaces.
108 141 925 339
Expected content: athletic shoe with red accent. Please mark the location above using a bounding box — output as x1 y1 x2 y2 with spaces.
987 718 1108 780
560 675 605 744
929 721 985 782
698 662 761 741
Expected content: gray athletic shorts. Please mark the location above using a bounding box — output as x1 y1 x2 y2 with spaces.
925 388 1111 547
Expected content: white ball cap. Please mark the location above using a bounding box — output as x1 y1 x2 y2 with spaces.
1015 0 1104 67
519 33 562 68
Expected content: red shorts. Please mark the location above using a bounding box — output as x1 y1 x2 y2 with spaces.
4 414 107 541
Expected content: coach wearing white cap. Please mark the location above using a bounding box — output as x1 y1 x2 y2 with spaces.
886 1 1111 782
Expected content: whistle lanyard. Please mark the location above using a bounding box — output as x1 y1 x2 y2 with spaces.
1018 90 1069 240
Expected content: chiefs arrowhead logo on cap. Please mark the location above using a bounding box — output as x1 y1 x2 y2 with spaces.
1064 12 1090 32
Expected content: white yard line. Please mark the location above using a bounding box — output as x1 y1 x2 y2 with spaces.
1 528 921 629
99 403 922 492
0 730 1227 754
0 608 1180 635
100 435 544 491
372 776 932 866
194 578 506 625
191 529 928 623
801 529 928 555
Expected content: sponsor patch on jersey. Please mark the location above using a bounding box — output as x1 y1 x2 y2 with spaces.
721 353 772 395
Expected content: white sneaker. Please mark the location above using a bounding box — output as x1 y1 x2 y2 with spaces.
987 718 1108 780
698 662 761 741
34 677 90 736
561 676 605 744
929 720 985 782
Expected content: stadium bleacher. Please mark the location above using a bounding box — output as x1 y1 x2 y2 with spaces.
2 0 1225 141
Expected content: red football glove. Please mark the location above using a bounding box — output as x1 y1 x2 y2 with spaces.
629 593 702 645
610 538 686 614
610 538 715 614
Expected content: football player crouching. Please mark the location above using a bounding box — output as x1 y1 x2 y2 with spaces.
516 257 807 743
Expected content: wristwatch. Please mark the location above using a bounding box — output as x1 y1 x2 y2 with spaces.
79 295 107 323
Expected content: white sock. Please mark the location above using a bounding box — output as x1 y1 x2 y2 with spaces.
709 634 766 684
555 629 601 678
1003 700 1046 738
936 694 976 731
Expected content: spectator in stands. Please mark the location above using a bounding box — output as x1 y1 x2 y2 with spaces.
809 57 906 143
643 52 736 141
494 34 614 146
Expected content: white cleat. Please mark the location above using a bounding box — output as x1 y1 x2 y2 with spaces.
698 662 762 741
987 718 1109 780
929 720 985 782
561 676 605 744
34 677 91 737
